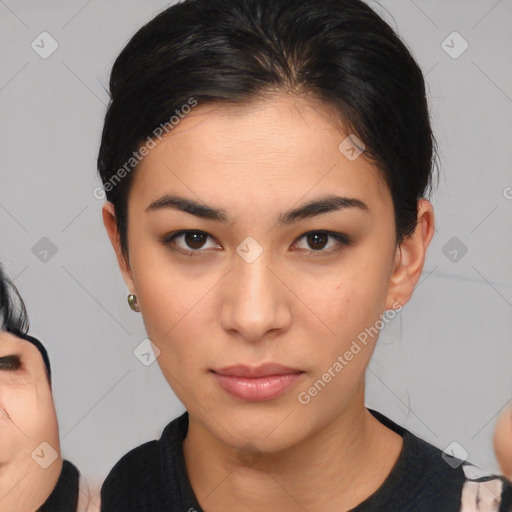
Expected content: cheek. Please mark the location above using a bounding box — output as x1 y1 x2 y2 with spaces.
1 385 58 447
132 245 219 342
32 387 60 445
310 268 387 338
0 387 38 459
137 271 205 343
294 267 389 400
136 276 212 380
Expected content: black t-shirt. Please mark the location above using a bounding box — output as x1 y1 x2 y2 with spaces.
100 408 512 511
38 459 80 511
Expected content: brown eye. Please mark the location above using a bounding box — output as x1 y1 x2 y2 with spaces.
293 231 352 256
162 230 220 256
0 355 21 371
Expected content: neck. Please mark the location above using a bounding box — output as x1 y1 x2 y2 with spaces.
0 456 63 512
183 384 403 512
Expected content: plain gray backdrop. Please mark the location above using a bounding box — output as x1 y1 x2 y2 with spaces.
1 0 511 488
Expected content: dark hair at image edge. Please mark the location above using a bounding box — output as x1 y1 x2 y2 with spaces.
0 264 52 384
0 264 29 336
97 0 440 260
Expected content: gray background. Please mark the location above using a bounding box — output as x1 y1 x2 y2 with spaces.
1 0 511 488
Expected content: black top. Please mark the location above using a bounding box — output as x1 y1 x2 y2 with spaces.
100 408 512 512
38 459 80 511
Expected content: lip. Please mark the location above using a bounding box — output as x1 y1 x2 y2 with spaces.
211 363 305 401
213 363 303 378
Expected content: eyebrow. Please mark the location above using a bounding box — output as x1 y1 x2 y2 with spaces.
145 194 369 226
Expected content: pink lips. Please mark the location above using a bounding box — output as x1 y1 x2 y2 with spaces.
211 363 304 401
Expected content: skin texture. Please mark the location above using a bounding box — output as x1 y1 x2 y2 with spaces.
494 403 512 481
103 94 436 511
0 330 62 512
77 477 102 512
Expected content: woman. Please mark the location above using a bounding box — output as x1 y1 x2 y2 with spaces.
0 265 98 511
96 0 512 510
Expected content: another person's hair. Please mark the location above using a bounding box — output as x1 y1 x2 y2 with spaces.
97 0 439 259
0 264 52 383
0 264 29 336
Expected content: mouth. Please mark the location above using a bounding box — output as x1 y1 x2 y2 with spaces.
211 363 305 401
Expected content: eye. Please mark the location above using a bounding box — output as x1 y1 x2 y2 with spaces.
162 230 221 256
0 355 21 371
291 231 351 256
162 230 351 257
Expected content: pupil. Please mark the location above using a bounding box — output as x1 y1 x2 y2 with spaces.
308 232 327 250
186 232 206 249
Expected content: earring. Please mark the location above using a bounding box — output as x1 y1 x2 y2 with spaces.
127 294 140 312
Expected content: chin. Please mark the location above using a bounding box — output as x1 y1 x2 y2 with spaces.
211 405 309 452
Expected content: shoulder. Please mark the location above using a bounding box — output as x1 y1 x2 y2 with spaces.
103 437 160 480
100 438 163 511
400 432 468 509
100 414 188 512
362 409 512 511
38 459 80 511
405 431 512 511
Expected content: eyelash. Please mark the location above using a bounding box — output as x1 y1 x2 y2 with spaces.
0 355 21 371
161 230 351 258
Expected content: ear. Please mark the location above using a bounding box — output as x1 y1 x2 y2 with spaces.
102 201 135 293
385 198 435 310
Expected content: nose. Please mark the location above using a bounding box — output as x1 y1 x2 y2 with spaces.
219 245 292 343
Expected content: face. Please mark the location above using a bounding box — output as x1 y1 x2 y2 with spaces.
104 94 432 453
0 330 62 511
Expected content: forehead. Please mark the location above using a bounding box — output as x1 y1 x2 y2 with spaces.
130 94 389 213
0 331 41 360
